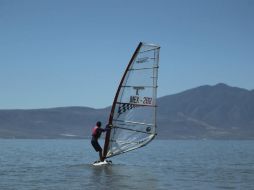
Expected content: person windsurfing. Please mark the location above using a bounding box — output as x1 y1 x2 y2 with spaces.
91 121 108 162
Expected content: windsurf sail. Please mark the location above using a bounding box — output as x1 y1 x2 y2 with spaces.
103 42 160 159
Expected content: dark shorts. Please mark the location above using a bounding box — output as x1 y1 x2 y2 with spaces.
91 138 102 152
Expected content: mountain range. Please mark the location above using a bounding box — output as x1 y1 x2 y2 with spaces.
0 83 253 139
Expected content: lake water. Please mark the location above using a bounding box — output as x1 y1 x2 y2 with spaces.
0 139 254 190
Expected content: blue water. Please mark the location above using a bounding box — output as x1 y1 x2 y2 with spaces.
0 140 254 190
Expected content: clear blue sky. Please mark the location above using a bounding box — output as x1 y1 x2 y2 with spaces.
0 0 254 109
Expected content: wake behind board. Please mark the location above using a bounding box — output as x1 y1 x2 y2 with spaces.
92 160 112 166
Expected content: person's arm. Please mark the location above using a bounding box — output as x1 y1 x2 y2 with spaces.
101 124 111 132
98 127 107 133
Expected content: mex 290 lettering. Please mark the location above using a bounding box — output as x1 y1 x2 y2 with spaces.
129 96 153 105
130 96 139 104
143 97 152 105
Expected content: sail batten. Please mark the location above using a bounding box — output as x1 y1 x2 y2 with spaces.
140 48 159 53
121 85 156 88
113 119 155 126
103 42 160 159
129 67 159 71
115 102 157 108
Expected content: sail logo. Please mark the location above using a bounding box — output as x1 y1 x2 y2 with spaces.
117 103 137 116
136 57 149 63
133 86 144 95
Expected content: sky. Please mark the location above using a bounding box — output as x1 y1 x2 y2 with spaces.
0 0 254 109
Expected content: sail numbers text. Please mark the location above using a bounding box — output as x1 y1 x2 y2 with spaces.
129 96 153 105
136 57 149 63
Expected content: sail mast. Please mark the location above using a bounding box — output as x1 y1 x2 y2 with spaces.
103 42 143 159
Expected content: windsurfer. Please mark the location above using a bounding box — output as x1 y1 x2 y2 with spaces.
91 121 108 162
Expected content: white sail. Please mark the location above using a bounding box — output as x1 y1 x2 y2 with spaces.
103 42 160 158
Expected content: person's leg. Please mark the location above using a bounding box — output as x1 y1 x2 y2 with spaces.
92 139 103 161
99 150 103 162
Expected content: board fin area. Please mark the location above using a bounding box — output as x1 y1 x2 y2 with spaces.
92 160 112 166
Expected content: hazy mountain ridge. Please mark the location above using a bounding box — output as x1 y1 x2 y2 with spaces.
0 107 109 139
0 83 253 139
157 83 254 139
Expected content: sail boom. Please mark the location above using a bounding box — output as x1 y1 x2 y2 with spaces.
112 126 154 134
116 102 157 107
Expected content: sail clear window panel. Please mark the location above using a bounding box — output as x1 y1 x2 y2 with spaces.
124 68 158 88
108 128 154 156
